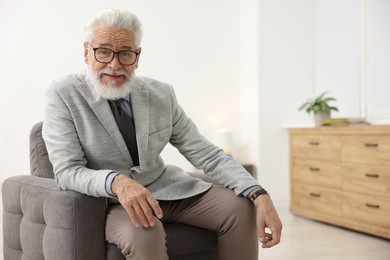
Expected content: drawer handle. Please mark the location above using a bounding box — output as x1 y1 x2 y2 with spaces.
310 193 321 198
309 167 320 172
365 173 379 178
309 141 320 146
364 143 378 148
365 203 380 209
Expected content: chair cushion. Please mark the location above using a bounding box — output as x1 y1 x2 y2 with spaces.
106 224 218 260
165 223 218 259
30 122 54 178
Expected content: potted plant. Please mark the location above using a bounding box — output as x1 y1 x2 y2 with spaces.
299 91 339 126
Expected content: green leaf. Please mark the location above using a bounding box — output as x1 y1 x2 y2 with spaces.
298 91 338 115
322 97 336 102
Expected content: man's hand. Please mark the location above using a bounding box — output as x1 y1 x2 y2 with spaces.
112 173 163 228
253 195 282 248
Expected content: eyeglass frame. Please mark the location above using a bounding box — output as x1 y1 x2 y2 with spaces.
90 46 140 66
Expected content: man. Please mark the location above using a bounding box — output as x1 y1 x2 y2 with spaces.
43 8 282 260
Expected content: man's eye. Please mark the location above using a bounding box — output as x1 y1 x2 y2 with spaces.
98 49 111 55
120 51 132 57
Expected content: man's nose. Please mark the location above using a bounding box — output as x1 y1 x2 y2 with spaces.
108 54 122 70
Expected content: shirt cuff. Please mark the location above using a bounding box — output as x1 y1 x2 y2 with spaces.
105 171 120 197
241 185 262 197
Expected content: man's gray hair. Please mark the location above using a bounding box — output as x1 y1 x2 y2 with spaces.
84 8 143 47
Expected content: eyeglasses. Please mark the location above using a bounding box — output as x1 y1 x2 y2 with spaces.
92 47 140 66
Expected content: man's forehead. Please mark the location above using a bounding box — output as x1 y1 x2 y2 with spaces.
96 42 133 49
92 26 135 47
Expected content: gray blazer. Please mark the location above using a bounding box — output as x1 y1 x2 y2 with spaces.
42 73 259 201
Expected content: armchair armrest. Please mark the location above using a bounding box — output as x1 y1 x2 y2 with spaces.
2 175 107 260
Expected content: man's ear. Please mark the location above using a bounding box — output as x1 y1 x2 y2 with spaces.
83 42 89 64
135 47 142 69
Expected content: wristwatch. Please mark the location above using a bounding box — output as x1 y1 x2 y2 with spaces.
248 188 269 202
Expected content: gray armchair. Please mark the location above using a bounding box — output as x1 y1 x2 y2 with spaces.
2 122 218 260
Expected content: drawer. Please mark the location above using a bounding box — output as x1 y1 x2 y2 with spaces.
292 159 342 188
342 135 390 165
291 135 341 161
343 191 390 229
342 163 390 196
293 183 342 217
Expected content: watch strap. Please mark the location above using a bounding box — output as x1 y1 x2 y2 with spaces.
248 188 268 202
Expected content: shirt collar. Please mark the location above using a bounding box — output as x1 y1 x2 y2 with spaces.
122 94 130 102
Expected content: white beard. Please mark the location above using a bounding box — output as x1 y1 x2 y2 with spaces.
86 66 136 100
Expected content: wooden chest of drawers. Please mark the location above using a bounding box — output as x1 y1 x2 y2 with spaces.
289 126 390 239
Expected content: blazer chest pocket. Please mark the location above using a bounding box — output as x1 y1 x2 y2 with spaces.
149 123 172 136
149 113 172 136
148 124 172 153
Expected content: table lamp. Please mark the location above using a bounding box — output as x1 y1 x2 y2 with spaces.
214 129 233 155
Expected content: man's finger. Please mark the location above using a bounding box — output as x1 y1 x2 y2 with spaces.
257 222 266 243
262 226 281 248
132 202 150 228
257 219 266 243
147 196 163 219
139 199 156 227
126 206 140 228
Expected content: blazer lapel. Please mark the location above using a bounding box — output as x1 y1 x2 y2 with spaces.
131 84 149 170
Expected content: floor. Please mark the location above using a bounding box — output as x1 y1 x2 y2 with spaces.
258 206 390 260
0 205 389 259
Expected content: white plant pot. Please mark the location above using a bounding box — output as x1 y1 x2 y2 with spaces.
314 112 330 127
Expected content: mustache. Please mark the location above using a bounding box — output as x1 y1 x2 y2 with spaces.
97 68 130 79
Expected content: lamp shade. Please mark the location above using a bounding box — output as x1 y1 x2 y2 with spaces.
214 129 233 154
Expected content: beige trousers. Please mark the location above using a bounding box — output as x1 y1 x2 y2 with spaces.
105 186 258 260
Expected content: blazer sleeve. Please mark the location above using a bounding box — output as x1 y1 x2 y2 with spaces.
167 85 261 195
42 85 113 198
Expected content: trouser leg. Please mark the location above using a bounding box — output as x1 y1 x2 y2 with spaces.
160 186 258 260
105 205 169 260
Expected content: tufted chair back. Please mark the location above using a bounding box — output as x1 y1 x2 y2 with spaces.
29 122 54 179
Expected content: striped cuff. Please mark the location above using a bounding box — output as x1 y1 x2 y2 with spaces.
105 171 120 197
242 185 262 197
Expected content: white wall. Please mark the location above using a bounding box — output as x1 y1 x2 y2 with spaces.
366 0 390 122
258 0 315 204
315 0 362 118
